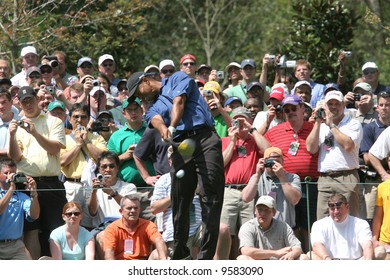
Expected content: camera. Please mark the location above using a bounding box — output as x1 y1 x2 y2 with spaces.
96 173 104 183
216 71 224 80
275 104 283 113
46 86 55 95
264 159 275 168
203 89 213 99
89 121 110 132
45 56 59 68
315 108 326 119
232 119 240 130
92 80 100 87
77 125 85 131
268 55 275 61
17 120 25 127
353 93 361 101
10 173 28 190
276 55 296 69
343 51 352 57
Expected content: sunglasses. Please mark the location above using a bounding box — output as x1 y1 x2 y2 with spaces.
64 211 81 217
379 92 390 98
118 87 128 92
183 62 195 67
80 64 92 69
161 69 175 74
29 73 41 79
283 106 298 114
72 114 88 120
363 68 377 75
328 201 344 210
102 63 113 67
100 163 116 169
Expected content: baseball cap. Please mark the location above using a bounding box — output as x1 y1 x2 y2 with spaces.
159 59 175 70
197 64 212 72
18 86 36 102
195 79 206 87
117 79 127 88
293 80 311 91
362 62 378 71
89 86 107 97
180 54 196 64
26 66 41 77
144 64 159 73
269 87 285 101
98 54 114 66
224 96 243 107
47 101 65 112
122 96 141 109
353 82 372 93
255 195 276 209
0 78 12 87
241 58 256 68
264 147 282 158
247 81 265 92
231 106 251 119
39 64 52 72
225 62 241 72
282 95 303 107
325 90 344 103
97 110 113 119
324 83 339 95
203 81 220 95
21 46 37 57
77 57 93 67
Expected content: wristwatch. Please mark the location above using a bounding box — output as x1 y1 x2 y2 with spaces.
329 124 337 129
249 127 256 134
110 191 119 198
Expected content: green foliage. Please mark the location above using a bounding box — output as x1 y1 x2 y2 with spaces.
282 0 359 84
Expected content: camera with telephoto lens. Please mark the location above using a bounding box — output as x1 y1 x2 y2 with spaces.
264 159 275 168
46 86 55 95
275 104 283 113
45 56 59 68
92 80 100 87
315 108 326 119
353 93 361 101
89 121 110 132
276 55 296 69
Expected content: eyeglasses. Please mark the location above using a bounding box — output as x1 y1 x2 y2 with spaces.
100 163 116 169
72 114 88 120
64 212 81 217
41 69 52 74
80 64 92 69
161 69 175 74
363 68 377 75
283 106 298 114
183 62 195 67
102 63 113 67
328 201 344 210
29 73 41 79
118 87 128 92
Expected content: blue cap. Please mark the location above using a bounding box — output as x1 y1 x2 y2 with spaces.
282 95 303 107
241 58 256 68
224 96 243 107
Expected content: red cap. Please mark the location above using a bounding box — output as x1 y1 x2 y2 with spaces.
180 54 196 64
269 87 285 101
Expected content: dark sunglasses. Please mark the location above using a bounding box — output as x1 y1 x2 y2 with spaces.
72 114 88 120
64 212 81 217
100 163 116 169
80 64 92 69
363 68 377 75
328 201 344 210
161 69 175 74
118 87 128 92
183 62 195 67
103 63 113 67
379 91 390 98
41 69 52 74
283 106 298 114
29 73 41 79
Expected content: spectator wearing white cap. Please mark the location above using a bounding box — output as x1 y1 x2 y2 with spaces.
361 62 387 95
11 46 39 87
237 195 304 260
293 80 312 104
76 57 94 80
306 90 363 220
98 54 122 96
88 86 108 125
159 59 175 79
223 62 242 94
144 64 161 82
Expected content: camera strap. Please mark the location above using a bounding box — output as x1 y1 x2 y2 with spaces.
70 133 90 161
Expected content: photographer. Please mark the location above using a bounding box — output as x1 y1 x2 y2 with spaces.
0 159 39 260
242 147 302 229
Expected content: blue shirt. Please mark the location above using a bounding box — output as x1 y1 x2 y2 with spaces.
145 71 214 136
360 118 388 155
0 190 32 240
